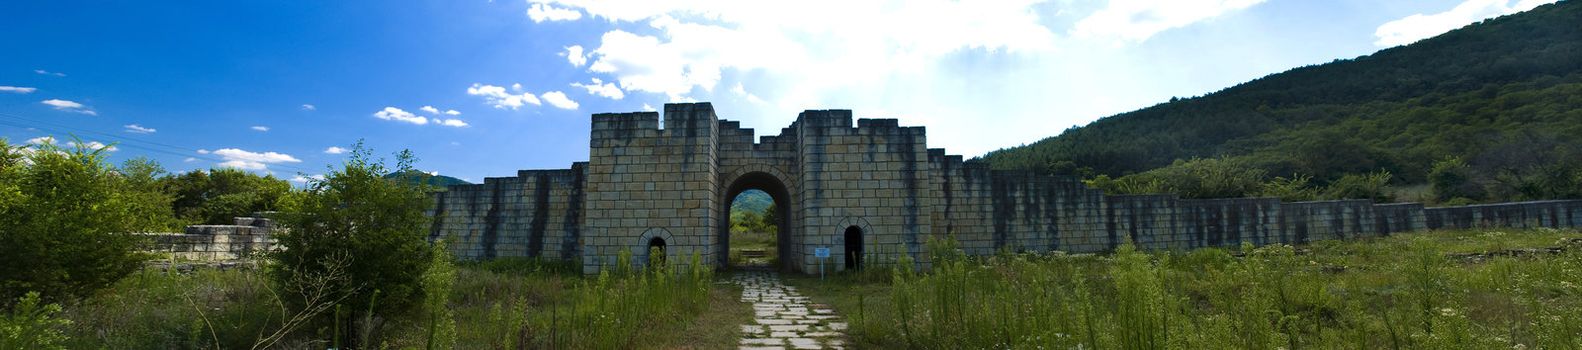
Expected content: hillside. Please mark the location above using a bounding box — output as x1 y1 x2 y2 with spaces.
384 170 471 188
731 190 773 214
981 0 1582 193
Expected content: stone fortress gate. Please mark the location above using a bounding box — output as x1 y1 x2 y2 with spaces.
427 103 1582 274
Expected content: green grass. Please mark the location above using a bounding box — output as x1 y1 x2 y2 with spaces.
787 228 1582 349
729 231 778 266
49 252 746 349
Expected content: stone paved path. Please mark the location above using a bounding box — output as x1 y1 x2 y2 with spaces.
732 270 846 350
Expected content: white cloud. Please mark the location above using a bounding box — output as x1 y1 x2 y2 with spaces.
26 136 117 151
640 103 656 112
212 148 302 171
467 83 542 109
123 124 156 134
33 69 65 77
196 149 210 154
563 45 588 67
73 141 117 152
417 105 462 115
301 104 316 111
540 91 579 110
324 146 347 154
250 125 270 132
290 174 326 183
543 0 1057 103
1073 0 1265 43
527 0 1356 158
571 77 625 100
1374 0 1556 47
40 99 97 115
527 2 583 22
731 83 766 104
0 86 36 94
372 106 469 128
217 161 267 170
184 157 197 163
373 106 429 125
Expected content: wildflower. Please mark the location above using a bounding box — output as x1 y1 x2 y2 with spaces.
1439 307 1458 317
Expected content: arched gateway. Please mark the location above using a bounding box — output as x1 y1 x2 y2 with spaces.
425 102 1537 275
428 102 934 274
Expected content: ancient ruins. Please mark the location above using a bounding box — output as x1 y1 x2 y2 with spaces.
415 103 1582 274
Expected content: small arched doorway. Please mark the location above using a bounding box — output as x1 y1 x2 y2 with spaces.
843 226 863 270
646 237 667 267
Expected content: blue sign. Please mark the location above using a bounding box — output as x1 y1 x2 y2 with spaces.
814 247 831 258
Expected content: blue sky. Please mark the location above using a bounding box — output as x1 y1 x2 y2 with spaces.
0 0 1556 183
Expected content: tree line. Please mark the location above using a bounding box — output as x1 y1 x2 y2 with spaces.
1 139 444 349
982 1 1582 205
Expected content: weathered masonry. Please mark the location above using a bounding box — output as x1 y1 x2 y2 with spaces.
425 103 1582 274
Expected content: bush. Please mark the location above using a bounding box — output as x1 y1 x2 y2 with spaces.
1 292 71 350
1259 175 1319 201
163 168 292 225
0 139 166 304
1429 157 1484 202
1087 157 1267 198
269 143 435 347
421 240 458 350
1322 171 1394 202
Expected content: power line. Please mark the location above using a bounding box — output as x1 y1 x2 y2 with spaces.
0 111 322 174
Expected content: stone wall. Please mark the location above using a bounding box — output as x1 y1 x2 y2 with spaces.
427 165 586 261
580 105 722 273
147 216 275 261
793 113 935 272
1424 200 1582 230
424 102 1582 275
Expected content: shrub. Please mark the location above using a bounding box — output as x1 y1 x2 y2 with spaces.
163 167 292 225
1323 171 1394 202
1428 157 1484 202
1 292 71 350
269 143 435 347
421 240 458 350
1088 157 1269 199
1259 175 1320 201
0 138 166 304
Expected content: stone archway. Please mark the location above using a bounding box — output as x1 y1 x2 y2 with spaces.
719 167 797 272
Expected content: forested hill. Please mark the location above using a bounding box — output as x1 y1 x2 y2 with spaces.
981 0 1582 189
384 170 470 188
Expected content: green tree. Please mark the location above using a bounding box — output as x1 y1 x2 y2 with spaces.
0 139 166 304
1428 157 1483 202
118 157 181 231
269 142 435 347
1322 171 1395 202
1 292 71 349
163 168 291 225
761 203 779 232
1088 157 1268 199
1259 175 1319 201
731 210 762 234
